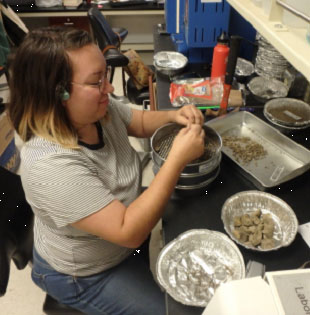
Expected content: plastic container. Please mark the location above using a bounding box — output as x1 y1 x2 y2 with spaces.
184 0 230 48
262 0 272 16
211 32 230 80
252 0 263 8
165 0 185 34
35 0 62 7
282 0 310 29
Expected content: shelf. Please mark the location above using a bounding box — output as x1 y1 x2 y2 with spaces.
227 0 310 81
121 43 154 51
17 9 164 18
18 7 164 53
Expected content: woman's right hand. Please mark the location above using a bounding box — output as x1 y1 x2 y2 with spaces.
168 124 205 168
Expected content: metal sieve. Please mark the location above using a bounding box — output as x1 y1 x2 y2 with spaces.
151 123 222 196
151 123 222 175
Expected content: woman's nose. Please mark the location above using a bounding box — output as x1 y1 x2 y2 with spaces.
102 80 114 94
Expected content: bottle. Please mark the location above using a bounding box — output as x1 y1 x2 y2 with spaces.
211 32 230 81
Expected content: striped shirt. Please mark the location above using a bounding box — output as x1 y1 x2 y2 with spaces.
20 99 142 276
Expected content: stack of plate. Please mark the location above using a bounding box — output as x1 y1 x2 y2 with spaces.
264 98 310 131
255 33 289 81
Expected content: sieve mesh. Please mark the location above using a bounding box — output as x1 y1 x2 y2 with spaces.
154 130 178 160
153 126 219 164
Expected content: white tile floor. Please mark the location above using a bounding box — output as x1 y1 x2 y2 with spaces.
0 59 164 314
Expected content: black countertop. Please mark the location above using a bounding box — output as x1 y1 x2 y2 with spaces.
154 27 310 315
162 160 310 315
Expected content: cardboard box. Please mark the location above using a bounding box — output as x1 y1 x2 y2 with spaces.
0 111 20 172
202 269 310 315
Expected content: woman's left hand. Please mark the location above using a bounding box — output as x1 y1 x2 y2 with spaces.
172 104 204 126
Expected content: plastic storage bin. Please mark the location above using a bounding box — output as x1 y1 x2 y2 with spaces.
251 0 263 8
184 0 230 48
262 0 272 16
167 0 231 63
165 0 185 34
282 0 310 29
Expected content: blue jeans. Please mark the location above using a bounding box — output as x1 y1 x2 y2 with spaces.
32 247 165 315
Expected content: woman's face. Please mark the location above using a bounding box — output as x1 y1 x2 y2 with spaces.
64 44 114 128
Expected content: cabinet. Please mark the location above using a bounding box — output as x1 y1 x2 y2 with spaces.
49 16 90 32
17 7 164 51
227 0 310 81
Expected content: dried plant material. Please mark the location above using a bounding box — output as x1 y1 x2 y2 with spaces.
261 238 275 249
249 230 262 247
268 106 304 124
233 216 242 227
266 101 310 125
222 136 267 164
241 214 252 226
232 210 275 249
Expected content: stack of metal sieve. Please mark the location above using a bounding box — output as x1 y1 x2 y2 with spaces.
255 33 289 81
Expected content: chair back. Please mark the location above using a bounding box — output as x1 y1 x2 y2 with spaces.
0 2 28 47
87 7 129 69
88 7 120 50
87 7 151 105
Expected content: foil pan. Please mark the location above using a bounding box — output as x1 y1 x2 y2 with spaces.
247 76 288 100
235 58 254 77
153 51 188 76
264 98 310 129
221 191 298 251
206 111 310 190
156 229 245 307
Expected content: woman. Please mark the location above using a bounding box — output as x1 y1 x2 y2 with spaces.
8 26 205 315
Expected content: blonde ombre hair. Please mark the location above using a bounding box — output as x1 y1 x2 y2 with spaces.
8 26 94 148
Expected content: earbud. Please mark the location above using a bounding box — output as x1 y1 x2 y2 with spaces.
62 90 70 101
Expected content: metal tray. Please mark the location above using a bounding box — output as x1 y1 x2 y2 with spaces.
206 111 310 190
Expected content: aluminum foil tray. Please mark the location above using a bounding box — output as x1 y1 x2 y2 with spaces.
206 111 310 190
264 98 310 129
247 76 288 100
156 229 245 307
153 51 188 76
221 191 298 252
235 57 254 77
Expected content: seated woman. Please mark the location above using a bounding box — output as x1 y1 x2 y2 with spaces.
8 26 205 315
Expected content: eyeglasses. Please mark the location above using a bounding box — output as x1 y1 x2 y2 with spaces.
71 66 112 93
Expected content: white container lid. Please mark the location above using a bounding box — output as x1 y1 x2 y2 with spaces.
282 0 310 29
